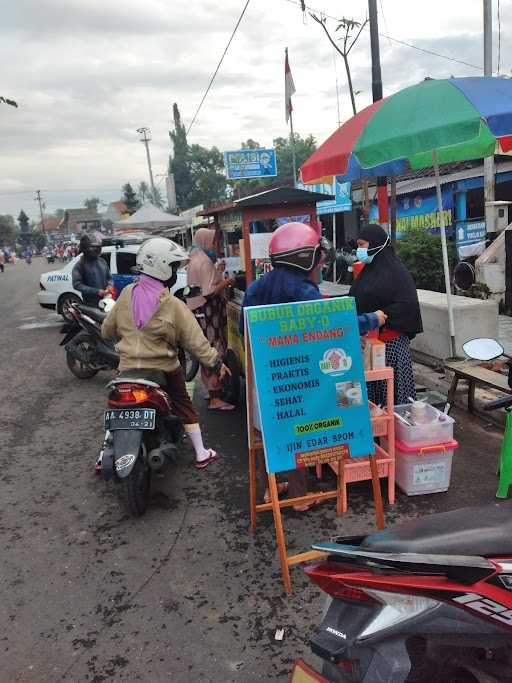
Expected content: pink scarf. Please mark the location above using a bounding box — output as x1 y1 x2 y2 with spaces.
131 274 165 329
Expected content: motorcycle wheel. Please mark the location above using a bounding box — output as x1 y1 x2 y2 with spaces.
178 347 199 382
66 333 99 379
58 293 82 321
119 456 150 517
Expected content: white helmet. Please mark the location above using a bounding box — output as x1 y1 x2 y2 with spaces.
135 237 189 281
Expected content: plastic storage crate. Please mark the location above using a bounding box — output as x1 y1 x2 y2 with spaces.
394 403 454 447
395 438 458 495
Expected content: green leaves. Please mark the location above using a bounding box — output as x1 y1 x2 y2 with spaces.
0 96 17 107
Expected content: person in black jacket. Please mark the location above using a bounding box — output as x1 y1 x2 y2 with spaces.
350 223 423 406
72 235 112 307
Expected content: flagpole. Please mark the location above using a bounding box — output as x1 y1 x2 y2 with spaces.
289 109 297 187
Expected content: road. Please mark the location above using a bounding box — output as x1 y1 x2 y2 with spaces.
0 257 505 682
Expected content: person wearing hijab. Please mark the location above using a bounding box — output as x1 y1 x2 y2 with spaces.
350 223 423 406
187 228 235 411
101 237 230 472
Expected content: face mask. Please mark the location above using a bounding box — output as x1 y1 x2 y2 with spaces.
356 247 374 264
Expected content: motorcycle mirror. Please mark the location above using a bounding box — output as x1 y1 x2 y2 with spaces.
462 337 504 362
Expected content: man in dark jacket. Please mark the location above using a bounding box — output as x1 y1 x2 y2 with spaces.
72 235 112 307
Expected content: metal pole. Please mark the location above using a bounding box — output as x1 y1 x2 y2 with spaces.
289 110 297 186
483 0 495 233
368 0 387 225
433 151 456 358
332 213 337 282
35 190 45 232
143 138 156 201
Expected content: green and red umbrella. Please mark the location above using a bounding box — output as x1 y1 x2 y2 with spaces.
301 77 512 184
301 77 512 357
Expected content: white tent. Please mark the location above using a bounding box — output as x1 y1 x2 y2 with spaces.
113 203 185 233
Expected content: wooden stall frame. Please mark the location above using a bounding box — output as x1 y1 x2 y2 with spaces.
244 329 386 594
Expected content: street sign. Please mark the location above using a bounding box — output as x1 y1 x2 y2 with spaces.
224 148 277 180
299 178 352 214
245 297 374 474
456 220 486 247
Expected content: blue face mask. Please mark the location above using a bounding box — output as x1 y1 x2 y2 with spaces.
356 247 374 264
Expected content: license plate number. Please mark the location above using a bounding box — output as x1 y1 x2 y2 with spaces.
104 408 156 430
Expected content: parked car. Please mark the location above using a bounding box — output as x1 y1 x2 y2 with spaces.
38 243 188 320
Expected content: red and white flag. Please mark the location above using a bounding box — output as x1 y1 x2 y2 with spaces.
285 47 295 124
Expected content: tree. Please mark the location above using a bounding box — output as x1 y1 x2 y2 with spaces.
169 103 195 210
1 96 17 107
149 186 164 208
189 144 226 208
310 14 368 115
30 230 47 252
396 230 456 293
122 183 139 215
54 208 65 219
84 196 100 212
274 133 317 181
138 181 150 204
18 210 30 234
0 215 18 246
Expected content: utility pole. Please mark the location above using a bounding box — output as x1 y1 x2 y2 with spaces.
35 190 45 232
136 127 156 202
483 0 495 233
368 0 388 228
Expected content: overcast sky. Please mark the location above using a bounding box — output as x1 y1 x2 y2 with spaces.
1 0 511 221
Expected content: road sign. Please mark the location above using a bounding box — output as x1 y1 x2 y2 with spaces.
224 148 277 180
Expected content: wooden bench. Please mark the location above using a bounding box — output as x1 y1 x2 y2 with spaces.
445 360 512 413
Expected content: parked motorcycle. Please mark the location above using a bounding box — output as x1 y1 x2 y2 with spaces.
293 337 512 682
60 301 118 379
100 369 184 516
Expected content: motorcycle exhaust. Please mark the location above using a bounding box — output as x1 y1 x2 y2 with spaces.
148 443 177 470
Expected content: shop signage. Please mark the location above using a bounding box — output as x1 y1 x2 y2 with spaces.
456 220 486 247
298 178 352 214
224 148 277 179
218 210 242 232
369 189 454 238
245 297 374 474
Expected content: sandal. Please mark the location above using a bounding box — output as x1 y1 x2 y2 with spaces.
195 450 220 470
263 482 289 503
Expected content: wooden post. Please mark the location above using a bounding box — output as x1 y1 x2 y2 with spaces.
368 452 385 530
268 474 292 594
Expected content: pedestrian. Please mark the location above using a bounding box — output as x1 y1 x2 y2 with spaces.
350 223 423 406
0 249 4 273
240 222 386 511
101 237 229 471
186 228 235 411
72 235 111 307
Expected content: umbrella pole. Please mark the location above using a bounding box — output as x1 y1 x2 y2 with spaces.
433 151 456 358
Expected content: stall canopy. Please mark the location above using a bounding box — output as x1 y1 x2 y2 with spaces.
113 203 185 233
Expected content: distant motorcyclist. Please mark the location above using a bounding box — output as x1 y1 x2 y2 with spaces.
72 235 112 307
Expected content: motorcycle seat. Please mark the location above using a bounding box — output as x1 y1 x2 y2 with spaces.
77 304 106 323
361 501 512 557
115 368 168 388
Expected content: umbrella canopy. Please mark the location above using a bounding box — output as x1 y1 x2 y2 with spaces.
113 203 185 231
301 77 512 184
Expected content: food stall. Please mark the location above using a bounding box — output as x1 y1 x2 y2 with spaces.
200 186 342 395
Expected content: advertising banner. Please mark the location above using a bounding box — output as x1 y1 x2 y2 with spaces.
245 297 374 474
456 220 486 247
224 148 277 179
369 189 454 238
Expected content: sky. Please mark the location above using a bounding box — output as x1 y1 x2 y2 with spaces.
1 0 511 221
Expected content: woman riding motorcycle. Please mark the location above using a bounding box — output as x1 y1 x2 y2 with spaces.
101 237 229 470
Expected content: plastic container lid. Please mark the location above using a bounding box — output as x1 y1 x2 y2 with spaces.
395 437 459 454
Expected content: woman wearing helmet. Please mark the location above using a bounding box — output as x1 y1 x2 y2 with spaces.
240 222 387 511
101 237 229 470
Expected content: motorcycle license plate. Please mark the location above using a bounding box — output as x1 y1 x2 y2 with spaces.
104 408 156 430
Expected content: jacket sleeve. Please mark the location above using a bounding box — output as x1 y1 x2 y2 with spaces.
72 260 101 297
357 312 379 335
174 302 220 370
101 304 118 340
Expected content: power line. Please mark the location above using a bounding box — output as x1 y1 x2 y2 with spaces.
283 0 497 74
186 0 251 136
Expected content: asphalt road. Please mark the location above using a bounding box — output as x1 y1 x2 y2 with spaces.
0 258 505 682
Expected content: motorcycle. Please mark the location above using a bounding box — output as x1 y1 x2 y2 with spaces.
293 338 512 683
100 369 183 516
47 252 55 264
60 299 119 379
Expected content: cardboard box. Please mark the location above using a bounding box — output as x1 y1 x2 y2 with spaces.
368 338 386 369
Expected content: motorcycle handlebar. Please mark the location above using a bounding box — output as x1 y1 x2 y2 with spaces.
484 395 512 411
